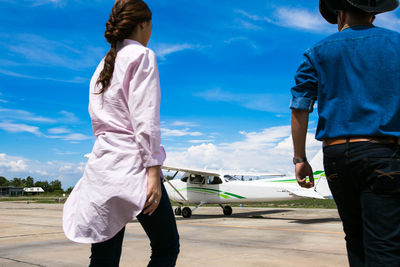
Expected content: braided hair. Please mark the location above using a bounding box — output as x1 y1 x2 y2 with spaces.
96 0 152 94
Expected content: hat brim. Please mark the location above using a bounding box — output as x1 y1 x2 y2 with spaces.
320 0 399 24
319 0 338 24
347 0 399 13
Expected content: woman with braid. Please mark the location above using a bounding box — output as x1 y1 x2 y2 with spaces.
62 1 180 266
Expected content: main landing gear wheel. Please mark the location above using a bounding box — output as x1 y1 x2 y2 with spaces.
181 207 192 218
223 205 232 216
174 207 182 216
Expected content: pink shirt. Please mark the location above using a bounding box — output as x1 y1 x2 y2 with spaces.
63 40 166 244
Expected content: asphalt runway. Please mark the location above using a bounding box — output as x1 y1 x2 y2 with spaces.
0 202 348 267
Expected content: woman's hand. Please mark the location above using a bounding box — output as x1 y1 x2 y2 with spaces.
143 165 162 216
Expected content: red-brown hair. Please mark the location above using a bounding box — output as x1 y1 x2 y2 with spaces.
96 0 152 94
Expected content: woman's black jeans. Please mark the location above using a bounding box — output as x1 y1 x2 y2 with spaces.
89 182 180 267
323 141 400 267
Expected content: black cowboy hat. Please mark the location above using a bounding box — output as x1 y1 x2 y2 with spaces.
320 0 399 24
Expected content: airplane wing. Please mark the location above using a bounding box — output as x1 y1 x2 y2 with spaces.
285 188 325 199
227 171 286 177
162 165 220 177
162 165 285 178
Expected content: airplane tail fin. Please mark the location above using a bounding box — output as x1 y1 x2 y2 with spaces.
309 150 332 199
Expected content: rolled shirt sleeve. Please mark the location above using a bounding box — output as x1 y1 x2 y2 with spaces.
290 50 318 112
127 49 166 168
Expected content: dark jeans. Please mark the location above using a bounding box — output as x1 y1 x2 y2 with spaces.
89 182 180 267
323 141 400 267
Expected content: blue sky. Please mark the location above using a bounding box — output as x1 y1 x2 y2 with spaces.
1 0 400 189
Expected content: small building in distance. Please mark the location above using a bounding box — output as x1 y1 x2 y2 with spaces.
0 187 45 197
23 187 45 195
0 186 24 197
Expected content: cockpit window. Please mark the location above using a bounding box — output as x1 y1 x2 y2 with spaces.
207 176 222 185
189 174 205 184
224 175 240 182
181 176 188 182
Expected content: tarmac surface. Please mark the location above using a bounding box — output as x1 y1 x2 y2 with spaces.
0 202 348 267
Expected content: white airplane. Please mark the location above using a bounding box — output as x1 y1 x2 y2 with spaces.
162 150 331 218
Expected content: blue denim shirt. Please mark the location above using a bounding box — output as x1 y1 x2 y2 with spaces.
290 26 400 140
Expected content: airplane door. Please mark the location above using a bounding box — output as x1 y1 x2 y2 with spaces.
205 176 223 202
187 174 207 202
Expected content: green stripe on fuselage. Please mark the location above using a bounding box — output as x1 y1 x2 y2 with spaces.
268 171 325 183
185 188 215 195
269 179 298 183
224 192 246 199
179 187 246 199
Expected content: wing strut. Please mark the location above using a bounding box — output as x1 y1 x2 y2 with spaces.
192 202 206 212
164 171 187 202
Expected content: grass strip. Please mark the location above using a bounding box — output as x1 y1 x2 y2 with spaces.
1 197 337 209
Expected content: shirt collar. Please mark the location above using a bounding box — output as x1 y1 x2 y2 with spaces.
117 39 144 50
341 24 375 32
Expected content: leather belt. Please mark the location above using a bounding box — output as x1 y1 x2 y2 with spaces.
323 137 400 147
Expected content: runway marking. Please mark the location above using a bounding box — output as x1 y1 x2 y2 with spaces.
184 222 343 235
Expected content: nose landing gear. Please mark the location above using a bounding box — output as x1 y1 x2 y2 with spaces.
174 202 206 218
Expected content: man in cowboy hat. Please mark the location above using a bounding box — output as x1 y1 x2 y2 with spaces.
290 0 400 266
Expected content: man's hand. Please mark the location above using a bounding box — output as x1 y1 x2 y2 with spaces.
143 166 162 216
295 161 314 188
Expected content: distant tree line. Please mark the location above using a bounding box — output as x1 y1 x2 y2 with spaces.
0 176 73 193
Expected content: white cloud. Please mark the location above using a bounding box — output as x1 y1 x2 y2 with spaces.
76 162 86 173
237 19 262 31
0 121 42 136
35 170 49 176
0 153 27 172
195 88 290 113
59 110 80 123
48 127 70 134
2 0 70 8
1 34 104 70
62 133 92 141
0 108 90 142
46 132 92 141
162 128 203 137
223 36 260 52
0 69 87 84
31 0 66 7
52 148 79 156
273 7 330 32
59 165 73 172
0 152 87 188
171 121 199 127
45 160 86 177
222 126 292 150
236 10 273 23
375 12 400 31
164 125 321 174
237 8 336 34
188 140 215 144
0 108 80 125
0 108 56 123
153 43 200 60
